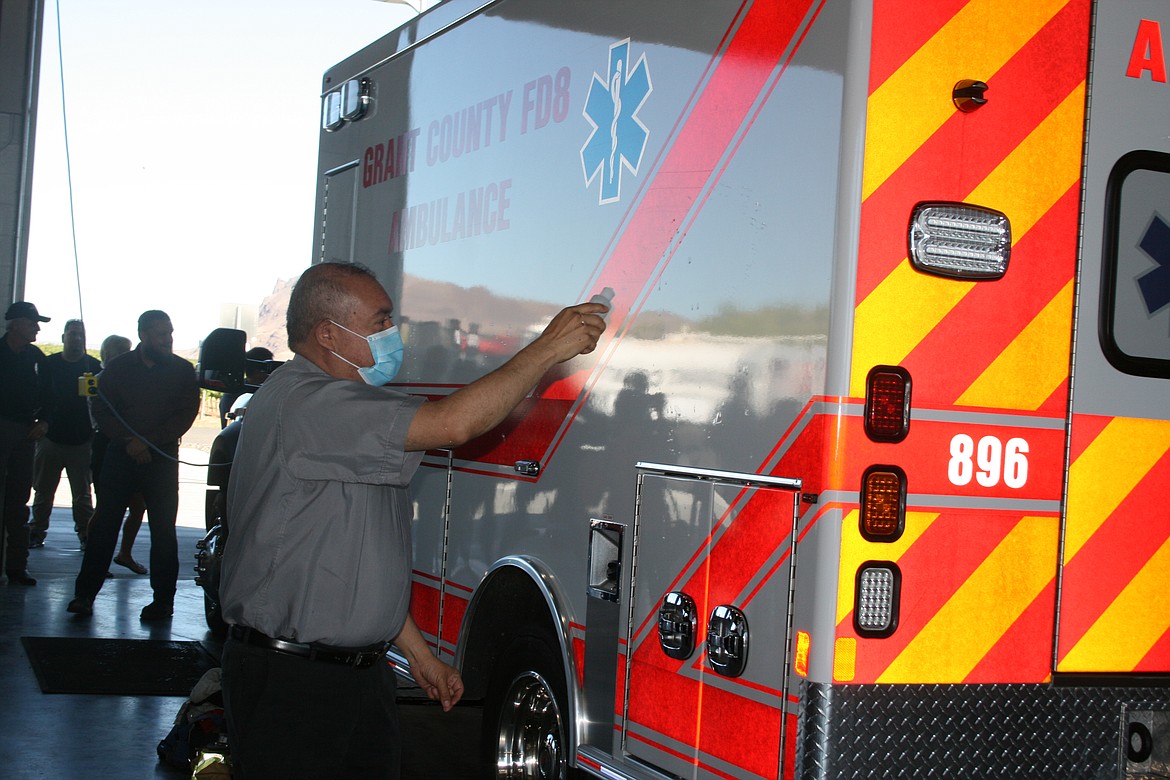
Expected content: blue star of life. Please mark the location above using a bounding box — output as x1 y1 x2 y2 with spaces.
581 39 652 205
1138 212 1170 318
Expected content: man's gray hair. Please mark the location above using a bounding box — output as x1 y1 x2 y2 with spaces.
286 262 377 350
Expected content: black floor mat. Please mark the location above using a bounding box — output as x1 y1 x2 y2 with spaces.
21 637 219 696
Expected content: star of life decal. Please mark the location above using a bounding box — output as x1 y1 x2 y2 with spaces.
581 39 653 205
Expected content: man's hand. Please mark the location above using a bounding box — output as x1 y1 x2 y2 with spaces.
408 652 465 713
27 421 48 441
396 615 464 711
528 301 608 363
125 437 152 464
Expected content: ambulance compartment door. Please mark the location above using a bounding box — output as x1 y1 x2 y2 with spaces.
623 463 801 780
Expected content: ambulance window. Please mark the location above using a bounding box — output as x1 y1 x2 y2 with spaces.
1101 151 1170 378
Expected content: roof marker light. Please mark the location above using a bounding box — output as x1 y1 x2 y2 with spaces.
909 202 1011 279
864 365 911 443
322 91 343 132
341 78 370 122
854 562 901 638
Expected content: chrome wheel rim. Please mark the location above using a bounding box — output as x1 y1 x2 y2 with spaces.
496 670 565 779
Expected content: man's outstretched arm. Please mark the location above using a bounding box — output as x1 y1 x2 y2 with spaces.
405 301 607 451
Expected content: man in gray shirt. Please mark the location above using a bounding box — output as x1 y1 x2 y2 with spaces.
219 262 607 778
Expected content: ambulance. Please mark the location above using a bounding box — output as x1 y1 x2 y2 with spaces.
309 0 1170 776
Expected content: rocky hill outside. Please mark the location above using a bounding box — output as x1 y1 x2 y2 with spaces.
237 274 556 361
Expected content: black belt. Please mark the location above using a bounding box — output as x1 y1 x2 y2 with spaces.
229 625 390 669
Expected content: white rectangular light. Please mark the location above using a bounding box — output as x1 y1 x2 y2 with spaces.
855 563 900 637
909 202 1011 279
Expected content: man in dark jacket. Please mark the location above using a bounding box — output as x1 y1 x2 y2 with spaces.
68 310 200 618
0 302 52 586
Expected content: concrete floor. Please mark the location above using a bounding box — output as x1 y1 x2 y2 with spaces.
1 427 482 779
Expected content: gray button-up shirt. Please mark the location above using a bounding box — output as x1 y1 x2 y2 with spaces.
219 355 425 647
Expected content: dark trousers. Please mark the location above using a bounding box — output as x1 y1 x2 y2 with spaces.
221 637 401 779
0 419 34 577
74 445 179 602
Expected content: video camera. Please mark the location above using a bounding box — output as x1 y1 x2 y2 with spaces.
196 328 283 394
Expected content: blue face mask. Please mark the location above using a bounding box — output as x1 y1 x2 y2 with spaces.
329 320 405 386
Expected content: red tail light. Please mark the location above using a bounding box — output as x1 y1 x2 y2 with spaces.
864 365 911 443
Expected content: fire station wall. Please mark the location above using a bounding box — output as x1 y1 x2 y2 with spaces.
0 0 44 305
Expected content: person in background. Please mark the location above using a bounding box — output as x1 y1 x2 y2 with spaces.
67 310 199 618
218 262 607 778
218 346 275 427
28 319 102 549
0 302 53 586
91 334 147 574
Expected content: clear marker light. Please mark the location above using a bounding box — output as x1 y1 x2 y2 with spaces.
341 78 369 121
909 202 1011 279
855 563 900 638
322 91 343 132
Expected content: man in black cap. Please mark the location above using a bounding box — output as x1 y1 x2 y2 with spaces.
0 302 52 586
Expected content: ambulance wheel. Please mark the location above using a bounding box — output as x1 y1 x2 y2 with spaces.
482 633 569 779
204 593 227 639
195 524 228 639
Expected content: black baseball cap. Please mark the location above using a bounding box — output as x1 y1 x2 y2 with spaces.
5 302 51 322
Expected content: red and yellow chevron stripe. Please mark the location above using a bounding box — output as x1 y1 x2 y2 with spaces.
837 0 1091 684
851 0 1089 412
835 507 1060 684
1059 416 1170 673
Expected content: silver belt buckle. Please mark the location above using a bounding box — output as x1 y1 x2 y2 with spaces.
271 637 310 657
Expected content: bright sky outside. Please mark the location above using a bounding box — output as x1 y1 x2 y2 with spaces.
24 0 417 351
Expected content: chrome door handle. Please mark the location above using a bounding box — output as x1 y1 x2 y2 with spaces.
657 591 698 660
706 604 749 677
